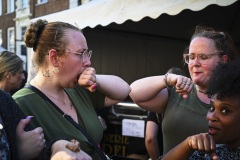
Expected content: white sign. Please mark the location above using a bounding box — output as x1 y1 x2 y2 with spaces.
122 119 145 138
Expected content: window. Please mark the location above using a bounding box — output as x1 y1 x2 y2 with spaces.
21 26 27 40
7 0 15 13
0 30 2 46
20 0 29 9
37 0 48 4
21 45 27 56
8 27 15 52
0 0 2 16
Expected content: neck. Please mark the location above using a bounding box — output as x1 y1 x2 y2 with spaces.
32 74 73 110
31 74 64 96
195 84 207 95
0 82 10 93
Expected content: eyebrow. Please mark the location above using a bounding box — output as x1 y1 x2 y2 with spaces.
76 48 88 52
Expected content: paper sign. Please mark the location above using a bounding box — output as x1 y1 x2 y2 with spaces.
122 119 145 138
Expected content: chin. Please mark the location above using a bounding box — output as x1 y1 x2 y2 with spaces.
192 79 199 84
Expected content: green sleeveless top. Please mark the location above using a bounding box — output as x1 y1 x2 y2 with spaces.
13 84 105 159
162 86 210 154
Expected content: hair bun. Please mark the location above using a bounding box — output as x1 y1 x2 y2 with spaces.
24 19 48 51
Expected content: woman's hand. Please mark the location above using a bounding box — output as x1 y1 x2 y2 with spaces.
66 139 80 152
162 133 218 160
187 133 218 160
78 67 97 92
51 140 92 160
78 68 130 106
167 74 194 98
16 117 45 160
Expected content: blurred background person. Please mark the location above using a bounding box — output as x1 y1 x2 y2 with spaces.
10 70 28 95
0 51 25 94
0 51 45 159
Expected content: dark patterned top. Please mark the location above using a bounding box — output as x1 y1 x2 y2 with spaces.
0 90 50 160
0 116 10 160
190 144 240 160
0 90 26 160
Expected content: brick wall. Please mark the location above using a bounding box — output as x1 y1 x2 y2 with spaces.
32 0 69 18
0 0 16 48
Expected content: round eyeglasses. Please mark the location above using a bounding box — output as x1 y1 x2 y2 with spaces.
183 53 220 64
66 49 92 62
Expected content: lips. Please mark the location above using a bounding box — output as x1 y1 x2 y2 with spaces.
193 71 202 75
208 126 220 135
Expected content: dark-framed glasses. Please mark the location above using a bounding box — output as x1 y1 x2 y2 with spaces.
66 49 92 62
183 53 220 64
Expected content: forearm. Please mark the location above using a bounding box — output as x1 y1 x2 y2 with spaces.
129 75 170 112
96 75 130 101
146 141 160 160
130 75 167 103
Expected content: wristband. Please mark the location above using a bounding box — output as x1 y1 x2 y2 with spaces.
164 73 171 87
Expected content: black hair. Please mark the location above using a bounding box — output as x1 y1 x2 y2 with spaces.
207 58 240 97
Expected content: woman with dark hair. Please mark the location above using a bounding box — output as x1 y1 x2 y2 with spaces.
0 51 25 93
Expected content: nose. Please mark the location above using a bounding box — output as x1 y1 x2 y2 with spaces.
21 73 25 80
83 59 91 67
207 111 218 122
192 56 201 65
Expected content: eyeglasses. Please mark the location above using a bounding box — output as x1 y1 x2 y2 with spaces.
66 49 92 62
183 53 220 64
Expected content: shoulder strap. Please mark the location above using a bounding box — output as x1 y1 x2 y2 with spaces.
25 85 107 160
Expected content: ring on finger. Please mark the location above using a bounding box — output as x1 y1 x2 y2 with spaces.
42 139 46 146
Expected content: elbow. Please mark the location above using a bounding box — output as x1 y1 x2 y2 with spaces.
129 90 142 105
118 85 131 101
129 83 143 104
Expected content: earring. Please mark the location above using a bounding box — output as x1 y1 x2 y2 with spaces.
42 70 50 77
53 67 59 74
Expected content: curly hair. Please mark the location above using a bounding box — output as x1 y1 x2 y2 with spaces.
207 59 240 97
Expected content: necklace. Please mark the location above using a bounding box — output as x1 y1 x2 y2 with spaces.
195 85 207 94
33 78 73 109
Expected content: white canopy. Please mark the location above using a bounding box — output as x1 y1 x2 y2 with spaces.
28 0 240 82
32 0 237 29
